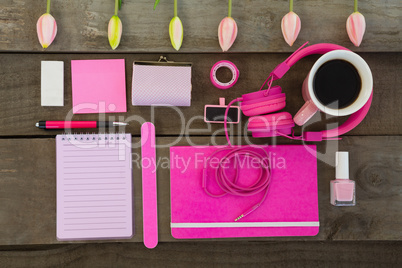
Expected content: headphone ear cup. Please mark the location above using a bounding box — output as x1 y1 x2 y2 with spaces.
247 112 295 137
240 86 286 116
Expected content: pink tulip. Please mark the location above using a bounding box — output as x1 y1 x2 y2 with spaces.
281 11 301 47
218 17 238 52
218 0 237 52
346 12 366 47
36 13 57 49
37 0 57 49
281 1 301 47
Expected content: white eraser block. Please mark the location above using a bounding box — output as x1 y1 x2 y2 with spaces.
41 61 64 106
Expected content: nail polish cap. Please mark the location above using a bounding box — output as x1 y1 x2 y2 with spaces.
336 152 349 179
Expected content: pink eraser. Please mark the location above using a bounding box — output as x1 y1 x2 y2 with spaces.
141 122 158 249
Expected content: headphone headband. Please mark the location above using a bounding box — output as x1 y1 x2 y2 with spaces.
286 43 348 66
269 43 349 82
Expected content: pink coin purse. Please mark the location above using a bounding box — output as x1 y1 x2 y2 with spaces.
132 57 192 106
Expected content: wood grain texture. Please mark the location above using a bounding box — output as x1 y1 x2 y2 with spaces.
0 136 400 245
0 0 400 264
0 0 400 52
0 52 400 136
0 138 142 245
0 241 401 267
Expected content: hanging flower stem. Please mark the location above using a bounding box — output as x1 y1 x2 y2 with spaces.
354 0 358 12
228 0 232 17
46 0 51 13
115 0 119 16
289 0 293 12
174 0 178 17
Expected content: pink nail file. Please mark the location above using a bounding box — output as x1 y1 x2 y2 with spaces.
141 122 158 249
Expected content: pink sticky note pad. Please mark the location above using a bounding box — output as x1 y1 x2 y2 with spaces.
71 59 127 114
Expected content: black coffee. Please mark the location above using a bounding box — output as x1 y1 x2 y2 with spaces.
313 60 361 109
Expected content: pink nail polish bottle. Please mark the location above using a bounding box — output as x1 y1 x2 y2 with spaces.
330 152 356 206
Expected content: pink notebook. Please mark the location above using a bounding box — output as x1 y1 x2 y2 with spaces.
71 59 127 114
56 133 133 241
170 145 319 239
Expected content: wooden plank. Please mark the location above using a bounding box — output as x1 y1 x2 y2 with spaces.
0 242 401 267
0 0 400 52
0 52 400 136
0 136 400 245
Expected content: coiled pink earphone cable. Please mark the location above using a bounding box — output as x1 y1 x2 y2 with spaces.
202 146 272 221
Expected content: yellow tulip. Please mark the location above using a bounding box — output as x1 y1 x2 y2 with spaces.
108 15 123 50
169 16 183 51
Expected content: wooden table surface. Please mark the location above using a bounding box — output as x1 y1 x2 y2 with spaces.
0 0 401 266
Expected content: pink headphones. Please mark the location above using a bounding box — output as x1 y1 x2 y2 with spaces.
224 43 373 145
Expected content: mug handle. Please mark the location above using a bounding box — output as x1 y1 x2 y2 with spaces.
294 100 319 126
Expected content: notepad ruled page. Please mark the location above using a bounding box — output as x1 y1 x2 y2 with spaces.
56 133 133 241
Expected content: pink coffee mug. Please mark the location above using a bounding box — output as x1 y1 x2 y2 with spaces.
294 50 373 126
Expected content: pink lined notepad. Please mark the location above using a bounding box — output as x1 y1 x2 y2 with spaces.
56 133 133 241
170 145 319 239
71 59 127 114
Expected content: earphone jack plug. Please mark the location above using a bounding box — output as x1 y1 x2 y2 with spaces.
234 214 244 222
